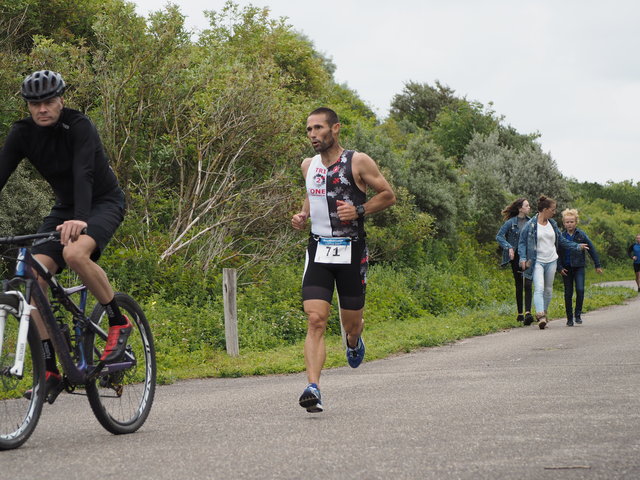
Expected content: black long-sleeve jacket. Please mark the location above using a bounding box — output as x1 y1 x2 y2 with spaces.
0 108 121 221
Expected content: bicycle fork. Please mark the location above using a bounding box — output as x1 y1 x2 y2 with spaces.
0 291 36 378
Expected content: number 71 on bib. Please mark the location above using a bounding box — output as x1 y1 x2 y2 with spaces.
314 237 352 264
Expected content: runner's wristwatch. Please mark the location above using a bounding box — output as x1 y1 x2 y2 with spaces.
356 204 366 218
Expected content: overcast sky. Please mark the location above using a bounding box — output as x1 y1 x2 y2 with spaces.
132 0 640 185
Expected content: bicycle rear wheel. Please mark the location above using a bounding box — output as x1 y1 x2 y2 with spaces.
0 293 45 450
84 292 156 434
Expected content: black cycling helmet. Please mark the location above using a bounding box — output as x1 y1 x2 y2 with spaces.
21 70 66 102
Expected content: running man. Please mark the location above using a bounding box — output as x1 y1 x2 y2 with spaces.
0 70 130 401
291 107 396 412
628 234 640 292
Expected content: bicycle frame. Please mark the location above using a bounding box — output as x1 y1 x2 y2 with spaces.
2 241 134 385
0 290 35 377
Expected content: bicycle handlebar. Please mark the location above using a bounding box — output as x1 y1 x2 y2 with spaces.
0 231 61 246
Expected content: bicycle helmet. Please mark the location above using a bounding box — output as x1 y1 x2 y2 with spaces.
21 70 66 102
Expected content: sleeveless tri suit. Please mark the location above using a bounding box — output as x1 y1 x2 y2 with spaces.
302 150 369 310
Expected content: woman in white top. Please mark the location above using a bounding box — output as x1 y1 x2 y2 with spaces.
517 196 588 329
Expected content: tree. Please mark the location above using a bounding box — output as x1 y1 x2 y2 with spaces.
0 0 104 52
464 131 572 213
0 163 52 236
464 166 509 244
389 80 458 130
201 2 333 99
571 179 640 212
497 123 540 151
392 131 462 238
576 198 640 261
430 100 499 163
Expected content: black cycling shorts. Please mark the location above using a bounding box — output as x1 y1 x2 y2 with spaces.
301 236 368 311
32 191 125 271
634 263 640 273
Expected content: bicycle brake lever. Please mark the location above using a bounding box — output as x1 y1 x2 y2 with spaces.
32 233 60 248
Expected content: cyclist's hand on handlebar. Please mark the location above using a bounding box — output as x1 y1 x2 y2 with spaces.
56 220 88 245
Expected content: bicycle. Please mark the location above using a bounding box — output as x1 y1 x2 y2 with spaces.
0 231 156 450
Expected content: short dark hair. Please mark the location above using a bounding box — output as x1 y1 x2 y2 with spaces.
309 107 339 126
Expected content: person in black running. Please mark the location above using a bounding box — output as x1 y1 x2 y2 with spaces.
0 70 130 400
291 107 395 413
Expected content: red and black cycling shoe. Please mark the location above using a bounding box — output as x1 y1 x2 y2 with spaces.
24 370 63 404
100 315 133 363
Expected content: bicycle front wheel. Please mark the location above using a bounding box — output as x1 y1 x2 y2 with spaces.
84 292 156 434
0 293 45 450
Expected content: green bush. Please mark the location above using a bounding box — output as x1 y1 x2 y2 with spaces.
575 198 640 262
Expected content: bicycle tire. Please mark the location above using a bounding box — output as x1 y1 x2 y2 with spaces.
0 293 46 450
84 292 156 434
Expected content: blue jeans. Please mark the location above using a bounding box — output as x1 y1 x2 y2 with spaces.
562 266 585 319
533 260 557 313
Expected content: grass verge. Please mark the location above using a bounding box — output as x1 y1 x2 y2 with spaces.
152 275 636 385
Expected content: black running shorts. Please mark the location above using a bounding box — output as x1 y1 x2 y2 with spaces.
32 191 125 270
302 236 368 311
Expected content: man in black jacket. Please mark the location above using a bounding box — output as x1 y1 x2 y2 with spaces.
0 70 131 399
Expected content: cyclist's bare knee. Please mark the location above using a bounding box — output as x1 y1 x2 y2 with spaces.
62 243 92 271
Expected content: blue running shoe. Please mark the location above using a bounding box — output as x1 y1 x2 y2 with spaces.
299 383 323 413
346 336 365 368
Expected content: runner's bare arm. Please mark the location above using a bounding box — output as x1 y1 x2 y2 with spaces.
337 152 395 220
291 158 312 230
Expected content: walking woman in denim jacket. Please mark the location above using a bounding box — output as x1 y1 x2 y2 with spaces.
558 209 603 326
517 196 589 329
496 198 533 324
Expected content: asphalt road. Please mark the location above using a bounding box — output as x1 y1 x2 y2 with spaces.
1 282 639 479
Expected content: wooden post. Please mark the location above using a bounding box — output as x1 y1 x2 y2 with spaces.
223 268 239 357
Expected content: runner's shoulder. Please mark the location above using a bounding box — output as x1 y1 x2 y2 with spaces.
351 151 379 175
351 150 376 165
301 156 314 175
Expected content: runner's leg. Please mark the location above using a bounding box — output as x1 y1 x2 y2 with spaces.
302 299 330 385
341 308 364 348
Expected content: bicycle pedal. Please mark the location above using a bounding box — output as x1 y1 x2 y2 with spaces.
46 383 65 405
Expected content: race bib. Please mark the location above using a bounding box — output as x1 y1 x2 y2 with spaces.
314 237 352 264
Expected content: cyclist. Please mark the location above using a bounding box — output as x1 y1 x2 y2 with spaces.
291 107 396 412
0 70 130 398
